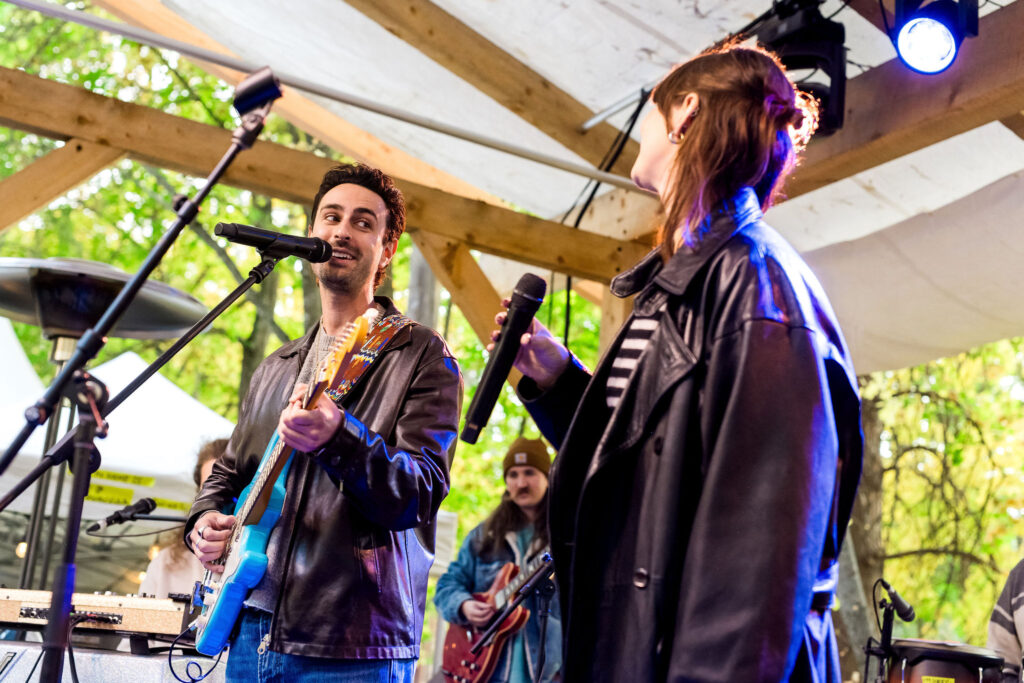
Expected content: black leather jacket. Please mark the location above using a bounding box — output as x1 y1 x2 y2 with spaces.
186 297 462 659
522 188 863 682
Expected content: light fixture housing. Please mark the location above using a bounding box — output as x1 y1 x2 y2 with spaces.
757 6 847 135
894 0 978 74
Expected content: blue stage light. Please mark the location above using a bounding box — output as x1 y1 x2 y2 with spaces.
893 0 978 74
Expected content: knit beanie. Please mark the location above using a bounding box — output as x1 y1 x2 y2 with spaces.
502 437 552 478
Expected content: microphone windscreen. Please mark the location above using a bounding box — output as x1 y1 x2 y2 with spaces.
513 273 547 302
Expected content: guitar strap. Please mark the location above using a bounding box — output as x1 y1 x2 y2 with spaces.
324 313 414 403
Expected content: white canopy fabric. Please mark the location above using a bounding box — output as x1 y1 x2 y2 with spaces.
138 0 1024 375
806 170 1024 373
0 320 234 521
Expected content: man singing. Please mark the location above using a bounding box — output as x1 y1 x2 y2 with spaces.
186 163 462 681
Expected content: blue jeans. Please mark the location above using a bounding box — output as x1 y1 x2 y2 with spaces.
225 609 416 682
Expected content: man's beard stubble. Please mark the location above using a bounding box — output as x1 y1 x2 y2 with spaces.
312 252 374 296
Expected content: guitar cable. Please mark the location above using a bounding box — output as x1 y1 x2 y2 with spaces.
168 624 223 683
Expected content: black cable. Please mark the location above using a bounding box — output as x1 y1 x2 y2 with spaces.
168 625 223 683
66 613 94 683
878 0 893 38
556 88 648 346
825 0 853 20
872 578 884 634
86 523 184 539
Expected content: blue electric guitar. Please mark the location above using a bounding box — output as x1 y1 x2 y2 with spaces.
191 312 374 655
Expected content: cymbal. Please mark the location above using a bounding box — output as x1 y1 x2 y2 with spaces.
0 257 208 339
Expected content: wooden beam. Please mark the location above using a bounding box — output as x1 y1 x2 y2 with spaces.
789 2 1024 197
1000 112 1024 141
345 0 639 178
409 229 521 385
0 138 123 231
0 66 642 282
93 0 501 206
599 287 632 355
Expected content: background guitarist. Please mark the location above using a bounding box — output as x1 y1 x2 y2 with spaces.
184 163 463 682
435 437 561 683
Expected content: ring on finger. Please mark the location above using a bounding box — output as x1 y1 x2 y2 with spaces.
197 525 208 540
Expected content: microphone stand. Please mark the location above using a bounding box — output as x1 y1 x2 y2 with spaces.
863 598 897 683
2 68 283 683
0 256 280 515
0 66 281 482
39 370 108 681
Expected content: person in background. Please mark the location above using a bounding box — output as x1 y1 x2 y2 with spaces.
435 437 560 683
494 43 863 682
988 557 1024 682
139 438 226 598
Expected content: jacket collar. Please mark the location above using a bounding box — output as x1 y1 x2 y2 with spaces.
610 187 763 298
273 295 404 360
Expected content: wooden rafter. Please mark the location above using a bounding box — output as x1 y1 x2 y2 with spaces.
409 229 522 386
789 2 1024 197
344 0 639 178
93 0 502 206
0 138 124 229
0 66 644 282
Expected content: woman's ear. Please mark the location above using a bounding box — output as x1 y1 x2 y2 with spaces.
669 92 701 138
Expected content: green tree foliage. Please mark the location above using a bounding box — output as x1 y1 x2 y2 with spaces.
0 5 604 661
862 339 1024 645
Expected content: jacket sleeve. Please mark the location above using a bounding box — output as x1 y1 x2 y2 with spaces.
434 527 483 625
183 362 267 548
988 560 1024 683
311 343 462 531
517 355 591 449
669 319 839 682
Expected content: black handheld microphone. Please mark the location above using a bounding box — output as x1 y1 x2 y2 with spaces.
215 223 332 263
86 497 157 533
880 579 915 622
461 273 547 444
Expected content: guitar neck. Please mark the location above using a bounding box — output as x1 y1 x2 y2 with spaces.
495 546 552 608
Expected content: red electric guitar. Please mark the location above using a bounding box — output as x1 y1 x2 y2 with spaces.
440 547 553 683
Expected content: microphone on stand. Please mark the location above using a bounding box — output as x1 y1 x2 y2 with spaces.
880 579 916 622
215 223 332 263
461 273 547 444
86 497 157 533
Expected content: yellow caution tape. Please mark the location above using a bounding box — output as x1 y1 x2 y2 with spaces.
85 483 134 506
92 470 156 487
152 498 192 513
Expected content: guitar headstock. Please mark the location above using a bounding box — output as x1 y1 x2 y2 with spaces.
304 308 378 409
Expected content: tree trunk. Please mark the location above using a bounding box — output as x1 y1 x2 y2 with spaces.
301 259 321 332
407 244 438 328
833 392 885 681
238 266 279 402
237 196 278 401
852 394 885 599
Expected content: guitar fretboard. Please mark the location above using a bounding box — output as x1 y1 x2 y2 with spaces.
495 546 552 608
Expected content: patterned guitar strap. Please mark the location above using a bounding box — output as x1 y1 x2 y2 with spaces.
323 312 414 404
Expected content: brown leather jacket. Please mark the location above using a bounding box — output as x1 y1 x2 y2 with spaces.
523 188 863 682
186 297 462 659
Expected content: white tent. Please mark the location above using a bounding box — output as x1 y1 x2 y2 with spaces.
0 324 233 521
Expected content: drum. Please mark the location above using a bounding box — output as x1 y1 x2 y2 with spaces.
886 638 1003 683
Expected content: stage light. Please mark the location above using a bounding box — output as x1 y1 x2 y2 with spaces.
894 0 978 74
15 540 27 559
757 5 847 134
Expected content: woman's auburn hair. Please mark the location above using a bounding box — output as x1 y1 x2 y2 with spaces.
653 43 819 257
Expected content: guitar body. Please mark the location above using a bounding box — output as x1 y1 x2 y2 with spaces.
193 434 294 656
441 563 531 683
